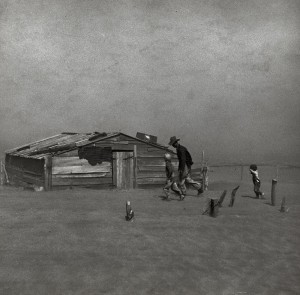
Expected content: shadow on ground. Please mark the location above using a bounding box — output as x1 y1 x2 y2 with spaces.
241 194 259 199
156 195 182 202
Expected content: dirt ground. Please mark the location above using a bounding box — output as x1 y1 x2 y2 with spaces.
0 178 299 295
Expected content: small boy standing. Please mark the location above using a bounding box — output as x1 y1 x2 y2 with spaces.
163 153 185 201
249 164 265 199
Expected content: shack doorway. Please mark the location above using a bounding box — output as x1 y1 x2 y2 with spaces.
113 151 134 189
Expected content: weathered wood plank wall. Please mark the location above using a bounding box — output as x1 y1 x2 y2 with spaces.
6 134 202 190
5 155 44 187
79 135 172 187
52 150 112 188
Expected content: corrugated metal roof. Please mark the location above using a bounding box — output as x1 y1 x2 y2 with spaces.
5 132 174 159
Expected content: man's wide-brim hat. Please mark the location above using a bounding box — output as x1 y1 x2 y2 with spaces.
168 136 180 146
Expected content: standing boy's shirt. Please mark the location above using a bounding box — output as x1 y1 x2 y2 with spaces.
250 169 260 183
165 161 175 180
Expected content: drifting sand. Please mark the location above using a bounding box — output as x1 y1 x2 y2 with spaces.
0 177 299 294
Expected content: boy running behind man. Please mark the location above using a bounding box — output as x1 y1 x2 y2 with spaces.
249 164 265 199
163 153 185 201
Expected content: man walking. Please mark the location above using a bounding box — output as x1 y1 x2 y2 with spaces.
168 136 203 196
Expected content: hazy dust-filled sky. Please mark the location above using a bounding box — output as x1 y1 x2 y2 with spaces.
0 0 299 164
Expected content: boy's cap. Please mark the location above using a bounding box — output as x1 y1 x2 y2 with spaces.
168 136 180 146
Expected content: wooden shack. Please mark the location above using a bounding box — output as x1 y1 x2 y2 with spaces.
4 132 193 190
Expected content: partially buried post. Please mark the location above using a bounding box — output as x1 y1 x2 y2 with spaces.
125 201 134 221
0 161 3 187
280 196 287 213
217 190 227 207
202 166 208 191
202 191 223 217
271 179 277 206
228 186 240 207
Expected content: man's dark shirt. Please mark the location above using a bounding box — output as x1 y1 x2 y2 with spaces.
176 144 194 171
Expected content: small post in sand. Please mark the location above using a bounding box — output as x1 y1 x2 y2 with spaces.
209 197 218 217
202 191 222 217
0 161 3 187
217 190 227 207
202 166 208 191
271 179 277 206
228 186 240 207
280 196 287 213
240 165 244 181
125 201 134 221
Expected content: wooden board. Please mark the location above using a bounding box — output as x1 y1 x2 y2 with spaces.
138 166 165 172
5 164 44 177
52 165 111 174
5 156 44 175
113 151 134 189
133 145 137 188
78 141 135 151
52 160 111 175
94 141 130 145
51 184 114 190
117 135 170 150
44 155 52 191
136 154 166 158
13 134 70 156
55 150 80 157
137 158 165 166
137 178 166 185
53 157 86 166
52 176 113 186
6 134 65 153
52 172 111 178
137 171 166 178
9 177 44 188
118 135 140 142
6 167 44 186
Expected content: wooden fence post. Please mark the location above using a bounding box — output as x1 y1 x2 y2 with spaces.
271 179 277 206
209 198 218 217
202 192 220 217
2 162 9 184
240 165 244 181
202 166 208 191
229 185 240 207
218 190 227 207
44 155 52 191
133 145 137 189
0 161 3 186
125 201 134 221
280 196 286 213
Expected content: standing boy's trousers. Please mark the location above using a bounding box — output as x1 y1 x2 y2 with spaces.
253 180 263 197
